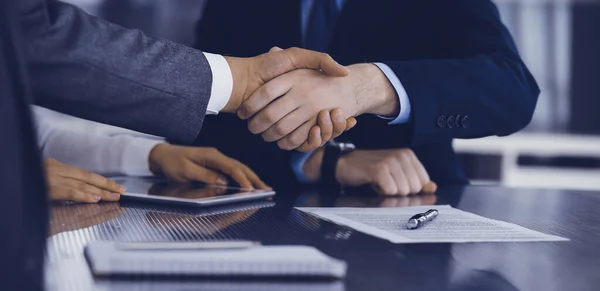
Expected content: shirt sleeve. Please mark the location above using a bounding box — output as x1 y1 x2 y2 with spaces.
373 63 412 124
204 52 233 114
290 151 318 183
33 106 164 176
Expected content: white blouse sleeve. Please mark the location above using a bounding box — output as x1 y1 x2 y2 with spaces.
33 106 164 176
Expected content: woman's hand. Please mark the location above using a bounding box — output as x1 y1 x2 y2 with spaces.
148 145 270 190
45 158 125 203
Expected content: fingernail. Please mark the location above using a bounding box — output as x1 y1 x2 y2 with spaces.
118 186 126 193
238 108 247 119
333 113 344 123
93 195 101 201
323 114 332 125
216 178 228 185
111 193 121 199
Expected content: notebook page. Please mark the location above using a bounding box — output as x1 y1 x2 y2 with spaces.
86 242 346 278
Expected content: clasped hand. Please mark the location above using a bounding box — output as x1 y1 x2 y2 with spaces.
225 47 389 152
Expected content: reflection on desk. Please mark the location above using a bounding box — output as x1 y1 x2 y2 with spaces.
46 183 600 291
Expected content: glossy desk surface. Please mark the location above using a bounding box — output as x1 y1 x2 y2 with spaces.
46 184 600 291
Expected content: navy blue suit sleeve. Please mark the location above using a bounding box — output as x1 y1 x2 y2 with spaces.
383 0 539 146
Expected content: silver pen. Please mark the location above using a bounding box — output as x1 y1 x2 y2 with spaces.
406 209 438 229
116 241 260 251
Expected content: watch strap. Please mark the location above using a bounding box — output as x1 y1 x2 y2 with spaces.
321 143 342 186
320 143 342 186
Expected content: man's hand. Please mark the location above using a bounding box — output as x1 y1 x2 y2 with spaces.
45 158 125 203
222 47 349 113
303 148 437 196
239 64 399 150
148 144 270 189
296 109 358 152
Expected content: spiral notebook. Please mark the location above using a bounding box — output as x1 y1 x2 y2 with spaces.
85 241 347 279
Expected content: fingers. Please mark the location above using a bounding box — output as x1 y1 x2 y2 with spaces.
276 118 316 150
370 166 398 196
422 181 438 193
227 167 253 189
180 160 228 185
406 150 429 185
66 189 103 203
390 151 421 195
239 73 295 121
330 109 347 140
201 151 267 189
51 186 102 203
64 179 121 202
345 117 358 131
388 161 411 196
368 150 435 196
261 108 308 142
60 164 125 194
283 47 349 77
315 109 354 149
297 126 322 153
45 159 123 203
406 150 437 193
248 92 299 134
241 166 271 190
318 111 334 146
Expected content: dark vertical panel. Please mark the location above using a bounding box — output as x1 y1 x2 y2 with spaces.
569 3 600 134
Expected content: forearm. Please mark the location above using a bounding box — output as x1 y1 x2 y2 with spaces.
40 127 162 176
348 64 399 118
21 0 212 143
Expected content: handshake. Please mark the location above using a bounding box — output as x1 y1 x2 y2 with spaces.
222 47 399 152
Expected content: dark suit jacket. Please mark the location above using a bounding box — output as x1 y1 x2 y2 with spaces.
2 0 235 287
0 1 47 289
18 0 214 143
193 0 540 189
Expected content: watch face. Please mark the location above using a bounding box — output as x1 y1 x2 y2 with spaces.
328 141 355 153
339 143 356 153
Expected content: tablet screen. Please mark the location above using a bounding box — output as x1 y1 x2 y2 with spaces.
113 176 263 201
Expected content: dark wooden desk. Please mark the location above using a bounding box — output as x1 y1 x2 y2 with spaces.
46 185 600 291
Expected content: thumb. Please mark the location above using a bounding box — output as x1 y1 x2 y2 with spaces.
269 46 283 52
280 47 350 77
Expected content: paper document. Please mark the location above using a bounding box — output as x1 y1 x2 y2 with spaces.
298 205 568 243
86 241 347 278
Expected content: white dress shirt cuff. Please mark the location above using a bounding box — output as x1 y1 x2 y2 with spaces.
204 52 233 115
120 138 164 176
373 63 411 125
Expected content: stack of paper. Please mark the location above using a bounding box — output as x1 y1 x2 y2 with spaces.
298 205 568 243
85 241 346 279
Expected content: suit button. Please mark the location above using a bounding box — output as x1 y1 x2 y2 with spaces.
437 115 447 128
447 116 455 128
461 116 470 128
455 115 461 127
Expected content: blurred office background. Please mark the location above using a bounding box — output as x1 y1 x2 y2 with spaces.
63 0 600 190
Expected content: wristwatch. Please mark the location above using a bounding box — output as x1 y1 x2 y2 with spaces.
320 140 356 186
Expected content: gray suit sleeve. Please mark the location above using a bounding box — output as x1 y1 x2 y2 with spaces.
21 0 212 143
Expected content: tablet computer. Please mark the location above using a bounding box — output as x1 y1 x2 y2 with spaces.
112 177 275 207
